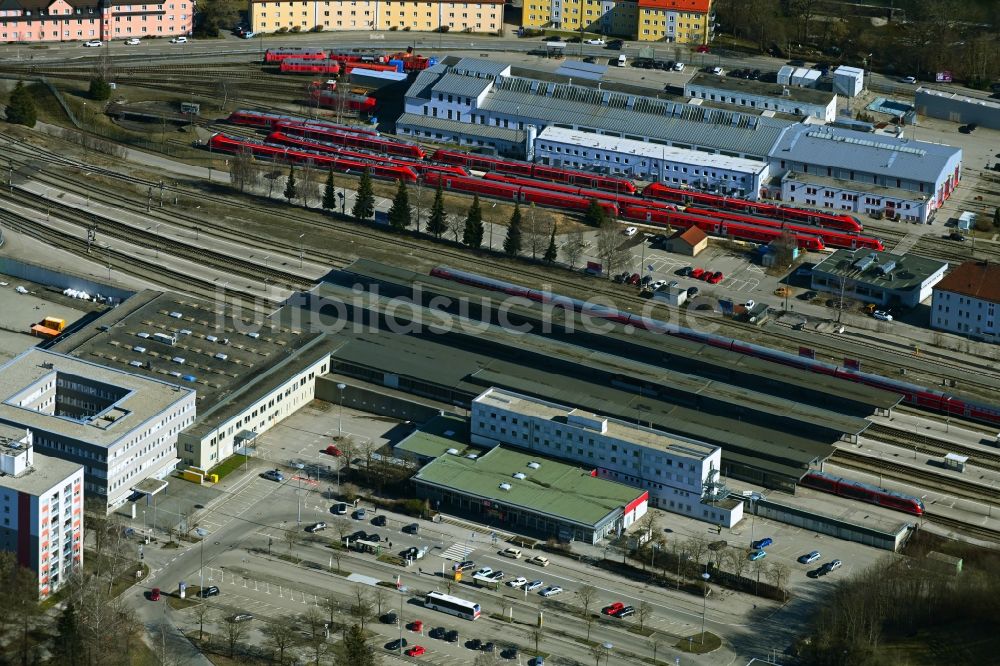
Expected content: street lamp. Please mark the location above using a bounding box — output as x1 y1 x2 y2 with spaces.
701 572 710 643
151 223 162 258
298 233 305 268
397 585 408 654
746 491 766 549
601 641 613 665
195 528 209 592
337 383 347 439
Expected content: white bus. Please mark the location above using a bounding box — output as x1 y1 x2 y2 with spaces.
424 591 481 621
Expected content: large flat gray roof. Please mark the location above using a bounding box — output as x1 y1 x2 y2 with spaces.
813 248 948 292
396 112 526 142
686 73 836 106
0 451 82 497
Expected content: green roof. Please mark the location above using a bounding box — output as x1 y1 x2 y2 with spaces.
414 446 644 528
395 415 470 459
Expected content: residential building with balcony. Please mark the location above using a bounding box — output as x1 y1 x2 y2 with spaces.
249 0 504 35
636 0 712 43
0 0 193 44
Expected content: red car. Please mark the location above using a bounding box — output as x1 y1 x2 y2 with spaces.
707 271 724 284
324 444 342 457
405 646 427 657
696 45 711 53
690 268 705 279
628 273 641 286
409 620 423 633
602 602 625 615
149 588 161 601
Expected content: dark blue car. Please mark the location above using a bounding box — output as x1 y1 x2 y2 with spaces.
751 537 773 550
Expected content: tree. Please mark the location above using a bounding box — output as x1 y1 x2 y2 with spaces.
543 224 558 263
596 218 630 276
766 561 790 594
322 595 341 631
89 78 112 101
229 147 256 193
323 169 337 211
262 618 298 665
463 194 485 248
351 585 374 629
193 600 211 641
373 586 388 616
524 204 548 259
284 528 300 558
197 0 242 37
564 228 585 268
503 203 523 256
583 197 607 227
299 607 328 665
284 165 298 203
353 169 375 220
637 601 654 630
300 159 320 207
387 179 412 231
5 80 37 128
528 627 544 655
447 213 465 242
576 584 598 618
337 624 379 666
223 615 249 658
52 603 84 666
427 182 446 237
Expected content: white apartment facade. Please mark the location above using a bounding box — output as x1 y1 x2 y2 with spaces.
0 427 85 599
470 387 742 527
931 261 1000 342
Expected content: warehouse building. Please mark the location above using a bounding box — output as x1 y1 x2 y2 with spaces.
535 126 770 194
470 387 742 527
0 348 194 514
685 73 838 122
811 248 948 309
931 261 1000 342
768 124 962 223
0 429 84 599
413 445 648 544
915 88 1000 131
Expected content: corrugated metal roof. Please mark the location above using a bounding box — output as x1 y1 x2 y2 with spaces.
451 57 510 78
768 123 962 183
431 72 493 98
406 68 444 100
555 60 608 81
396 112 526 142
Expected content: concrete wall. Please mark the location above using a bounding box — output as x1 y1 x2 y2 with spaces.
0 258 135 304
753 497 910 552
315 377 443 423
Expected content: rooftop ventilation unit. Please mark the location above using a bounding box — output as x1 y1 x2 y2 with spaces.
877 260 897 275
499 483 512 491
512 472 527 480
527 462 541 469
854 254 878 271
446 448 460 455
466 453 478 460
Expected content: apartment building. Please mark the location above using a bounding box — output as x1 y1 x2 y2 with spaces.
931 261 1000 342
0 427 84 599
520 0 637 37
249 0 504 34
636 0 711 43
0 0 193 43
470 387 742 527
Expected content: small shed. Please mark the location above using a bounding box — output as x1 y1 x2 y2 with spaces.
943 453 968 473
957 211 976 232
833 65 865 97
653 285 687 306
663 226 708 256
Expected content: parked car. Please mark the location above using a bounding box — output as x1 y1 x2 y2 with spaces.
744 300 756 309
468 638 483 651
500 547 522 559
487 571 505 581
690 267 705 279
305 522 327 533
673 62 686 71
750 69 761 79
624 226 638 237
332 502 349 515
873 310 893 321
170 36 188 44
507 577 528 588
455 560 476 572
602 602 625 615
677 266 693 277
371 515 387 527
949 232 966 241
799 550 822 564
651 280 667 290
687 286 699 297
526 579 544 591
527 555 550 567
748 550 767 562
149 587 161 601
822 559 843 573
386 638 408 650
751 537 773 550
707 271 724 284
613 605 636 618
696 44 710 53
800 290 818 300
483 641 496 653
353 508 367 520
583 56 597 64
445 630 459 643
711 66 723 75
628 273 641 286
429 627 447 640
262 469 284 482
381 612 398 624
198 586 220 598
403 522 419 534
84 40 103 47
124 38 141 45
475 567 493 577
901 76 917 84
324 444 342 456
404 645 426 657
584 38 606 45
231 613 254 623
605 39 624 50
540 586 563 597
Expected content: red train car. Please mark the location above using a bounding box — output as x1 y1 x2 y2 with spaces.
226 110 379 136
643 182 862 232
275 120 426 159
682 207 883 251
265 48 328 63
800 471 924 516
431 150 637 194
311 89 378 114
267 132 467 177
422 173 618 217
342 62 401 75
482 174 674 210
206 134 417 182
279 59 342 75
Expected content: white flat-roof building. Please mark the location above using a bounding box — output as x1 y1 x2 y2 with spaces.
833 66 865 97
0 426 84 598
685 73 838 122
0 349 195 513
535 126 770 198
470 387 743 527
931 261 1000 342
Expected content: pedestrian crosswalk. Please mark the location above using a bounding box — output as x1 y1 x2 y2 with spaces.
440 543 474 562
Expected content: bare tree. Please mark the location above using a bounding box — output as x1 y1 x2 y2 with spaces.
727 547 751 580
300 159 320 208
229 147 255 193
447 213 465 242
524 205 549 259
322 595 340 631
596 219 630 276
685 536 709 572
193 600 211 641
262 618 298 665
214 79 240 111
576 584 598 618
528 627 544 655
650 636 663 664
299 607 328 665
333 517 353 544
373 586 388 616
284 528 300 558
637 601 654 631
589 642 605 666
222 615 249 658
563 227 586 268
766 561 790 593
584 613 595 641
351 584 374 629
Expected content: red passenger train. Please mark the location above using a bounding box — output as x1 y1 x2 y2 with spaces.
643 182 862 232
278 59 342 75
800 471 924 516
266 132 467 177
681 207 884 251
432 149 637 194
264 48 328 63
482 174 675 210
310 90 378 114
205 134 418 182
226 110 379 136
275 120 426 159
421 173 619 218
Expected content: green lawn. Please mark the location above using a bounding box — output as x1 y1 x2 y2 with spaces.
207 455 249 481
676 632 722 654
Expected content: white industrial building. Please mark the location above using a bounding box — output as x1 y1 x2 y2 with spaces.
685 73 838 122
0 349 195 514
931 261 1000 341
811 249 948 309
470 387 742 528
768 124 962 223
833 66 865 97
0 427 85 598
535 126 770 195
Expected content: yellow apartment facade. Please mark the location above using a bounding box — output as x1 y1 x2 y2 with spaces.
250 0 505 34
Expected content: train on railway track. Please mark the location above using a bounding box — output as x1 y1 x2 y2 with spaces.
426 266 1000 427
226 110 379 135
275 120 427 159
265 48 434 73
800 470 925 516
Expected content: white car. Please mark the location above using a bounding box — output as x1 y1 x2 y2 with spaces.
650 280 667 290
902 76 917 84
873 310 893 321
474 567 493 578
170 36 188 44
674 62 686 72
624 226 638 237
525 579 544 591
540 586 563 597
124 38 141 45
83 40 102 47
745 300 756 309
507 577 528 588
584 38 605 46
527 555 550 567
711 67 724 75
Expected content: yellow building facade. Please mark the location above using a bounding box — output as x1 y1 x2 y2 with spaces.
250 0 504 34
521 0 711 43
636 0 711 43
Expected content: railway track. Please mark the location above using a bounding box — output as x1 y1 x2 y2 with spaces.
922 510 1000 542
864 423 1000 472
830 448 1000 505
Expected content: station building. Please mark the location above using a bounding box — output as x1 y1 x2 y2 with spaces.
413 445 648 544
0 430 83 599
535 126 770 194
931 261 1000 342
0 348 193 514
810 248 949 309
685 73 838 122
469 387 742 527
249 0 504 35
767 124 962 223
0 0 193 44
